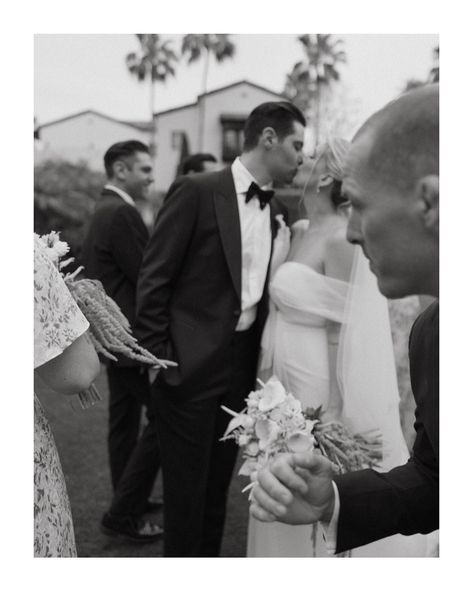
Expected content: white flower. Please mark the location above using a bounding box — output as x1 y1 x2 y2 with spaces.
52 240 70 258
245 441 260 457
269 407 283 422
238 434 251 446
281 394 302 416
239 459 258 476
258 376 286 412
222 414 247 438
286 432 314 453
40 231 70 264
255 418 281 450
242 415 255 429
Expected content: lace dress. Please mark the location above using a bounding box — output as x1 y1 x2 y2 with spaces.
34 235 89 557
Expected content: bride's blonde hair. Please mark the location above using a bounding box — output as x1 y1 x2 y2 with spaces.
310 136 351 211
314 136 350 182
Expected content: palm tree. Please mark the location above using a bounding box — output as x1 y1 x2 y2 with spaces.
126 34 179 156
181 34 236 150
284 34 346 145
428 46 439 83
402 45 439 94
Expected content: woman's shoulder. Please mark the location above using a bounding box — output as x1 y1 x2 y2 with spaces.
291 218 309 236
324 225 353 255
324 225 355 282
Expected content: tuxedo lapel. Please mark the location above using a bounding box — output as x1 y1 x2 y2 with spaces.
213 168 242 301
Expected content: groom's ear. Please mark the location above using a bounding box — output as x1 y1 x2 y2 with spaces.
261 127 278 150
415 174 439 236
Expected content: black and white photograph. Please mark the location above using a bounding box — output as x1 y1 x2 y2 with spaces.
31 31 439 560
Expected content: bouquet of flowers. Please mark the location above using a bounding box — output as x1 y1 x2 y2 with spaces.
38 231 177 408
221 376 382 493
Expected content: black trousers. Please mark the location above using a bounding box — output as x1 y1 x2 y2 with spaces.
106 365 161 517
153 327 259 557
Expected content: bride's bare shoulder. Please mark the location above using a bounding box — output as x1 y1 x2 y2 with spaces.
291 218 309 236
324 226 355 282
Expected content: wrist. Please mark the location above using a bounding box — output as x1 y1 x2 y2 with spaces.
321 489 335 523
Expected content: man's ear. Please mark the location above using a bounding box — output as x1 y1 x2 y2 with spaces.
112 159 127 180
416 174 439 235
261 127 278 150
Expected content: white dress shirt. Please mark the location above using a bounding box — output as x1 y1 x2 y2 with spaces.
104 184 136 208
320 481 340 555
231 158 272 331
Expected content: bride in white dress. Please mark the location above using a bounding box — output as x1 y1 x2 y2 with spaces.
247 138 429 557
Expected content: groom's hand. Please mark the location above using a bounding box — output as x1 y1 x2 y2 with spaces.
250 451 336 526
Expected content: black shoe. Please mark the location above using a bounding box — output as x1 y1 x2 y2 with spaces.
143 498 164 514
100 512 163 544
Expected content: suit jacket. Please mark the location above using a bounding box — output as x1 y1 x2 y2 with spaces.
334 300 439 553
134 167 287 399
81 188 149 367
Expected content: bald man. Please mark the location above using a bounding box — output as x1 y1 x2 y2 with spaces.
250 84 439 554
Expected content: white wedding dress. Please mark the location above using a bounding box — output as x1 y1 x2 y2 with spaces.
247 253 430 557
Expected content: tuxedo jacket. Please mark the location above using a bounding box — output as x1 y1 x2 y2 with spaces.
334 300 439 553
81 188 149 367
134 167 287 399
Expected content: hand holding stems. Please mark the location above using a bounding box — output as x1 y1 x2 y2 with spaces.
270 215 291 278
148 359 177 385
249 451 337 526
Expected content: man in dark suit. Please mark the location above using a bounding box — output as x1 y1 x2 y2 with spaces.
134 102 306 556
250 85 439 554
180 152 220 175
82 140 163 542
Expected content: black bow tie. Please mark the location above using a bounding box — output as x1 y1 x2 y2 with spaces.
245 182 274 210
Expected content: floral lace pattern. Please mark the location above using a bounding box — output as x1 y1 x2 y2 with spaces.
34 396 77 557
34 235 88 557
34 234 88 369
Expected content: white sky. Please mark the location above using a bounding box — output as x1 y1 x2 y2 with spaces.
34 33 438 133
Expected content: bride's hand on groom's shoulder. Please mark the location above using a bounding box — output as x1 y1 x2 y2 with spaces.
250 452 336 526
270 215 291 277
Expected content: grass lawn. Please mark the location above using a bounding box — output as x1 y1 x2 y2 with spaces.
35 365 249 557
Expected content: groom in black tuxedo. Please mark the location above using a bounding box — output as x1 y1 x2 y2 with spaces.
250 85 439 553
134 102 306 556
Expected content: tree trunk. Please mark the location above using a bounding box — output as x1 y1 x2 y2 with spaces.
198 49 210 151
314 86 321 147
150 80 157 157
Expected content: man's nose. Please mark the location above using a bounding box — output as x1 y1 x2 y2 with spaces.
346 214 361 245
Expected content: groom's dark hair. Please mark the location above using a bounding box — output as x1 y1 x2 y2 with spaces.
243 101 306 151
104 140 150 178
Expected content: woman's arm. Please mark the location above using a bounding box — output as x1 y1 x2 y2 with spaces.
35 331 100 395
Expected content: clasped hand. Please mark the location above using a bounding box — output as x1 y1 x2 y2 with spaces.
249 451 337 526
